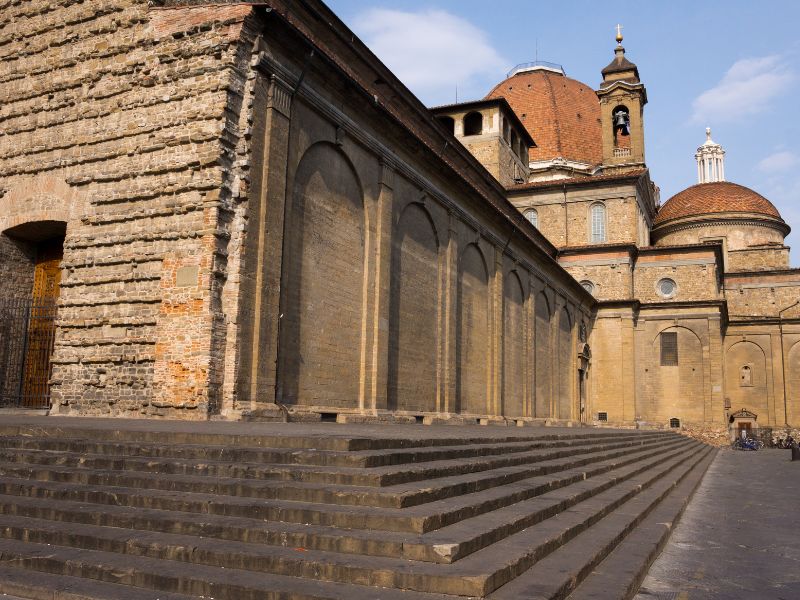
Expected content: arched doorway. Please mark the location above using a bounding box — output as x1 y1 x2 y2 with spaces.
0 221 65 409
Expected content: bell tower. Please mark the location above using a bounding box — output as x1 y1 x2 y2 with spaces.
596 25 647 172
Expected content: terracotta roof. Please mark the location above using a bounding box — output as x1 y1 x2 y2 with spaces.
654 182 783 225
507 168 646 192
485 69 602 166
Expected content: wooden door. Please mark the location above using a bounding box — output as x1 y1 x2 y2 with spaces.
22 239 62 408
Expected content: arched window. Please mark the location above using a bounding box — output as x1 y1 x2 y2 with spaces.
463 111 483 136
612 105 630 138
580 280 595 295
590 203 606 243
740 365 753 387
436 116 455 135
669 417 681 428
524 208 538 228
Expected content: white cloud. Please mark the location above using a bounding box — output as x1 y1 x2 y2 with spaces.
691 55 794 123
757 151 800 173
352 8 507 105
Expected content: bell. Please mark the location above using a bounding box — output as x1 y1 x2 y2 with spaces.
613 111 630 136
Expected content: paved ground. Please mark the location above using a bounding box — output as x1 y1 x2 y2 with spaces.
636 448 800 600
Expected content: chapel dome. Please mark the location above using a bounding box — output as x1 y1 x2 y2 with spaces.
485 65 603 167
653 181 784 226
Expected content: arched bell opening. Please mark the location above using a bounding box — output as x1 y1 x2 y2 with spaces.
0 221 66 409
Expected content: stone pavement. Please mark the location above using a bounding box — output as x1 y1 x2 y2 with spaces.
635 448 800 600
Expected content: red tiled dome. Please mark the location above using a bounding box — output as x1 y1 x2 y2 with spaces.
485 69 602 166
654 182 783 225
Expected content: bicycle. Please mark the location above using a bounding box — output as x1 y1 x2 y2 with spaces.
732 437 763 451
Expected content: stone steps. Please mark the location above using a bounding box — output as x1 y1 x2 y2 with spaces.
0 430 665 471
0 438 685 534
0 419 714 599
493 448 716 600
0 436 679 509
0 445 709 597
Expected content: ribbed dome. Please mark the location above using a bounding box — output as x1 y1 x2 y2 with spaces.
654 182 783 225
485 69 602 166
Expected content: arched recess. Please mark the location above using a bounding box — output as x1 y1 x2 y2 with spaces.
0 220 66 409
534 291 551 418
786 342 800 426
388 203 440 413
456 243 490 414
502 270 525 417
463 112 483 136
724 341 768 418
648 326 704 423
557 306 574 420
279 143 365 408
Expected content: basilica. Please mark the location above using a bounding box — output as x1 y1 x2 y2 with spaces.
1 0 797 440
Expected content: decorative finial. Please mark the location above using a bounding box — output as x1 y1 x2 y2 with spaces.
706 127 712 141
615 24 623 45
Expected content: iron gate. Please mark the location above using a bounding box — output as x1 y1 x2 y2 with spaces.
0 299 58 409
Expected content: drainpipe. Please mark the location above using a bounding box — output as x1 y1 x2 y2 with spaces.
778 300 800 427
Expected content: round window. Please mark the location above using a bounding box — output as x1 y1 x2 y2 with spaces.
580 280 595 295
657 278 677 298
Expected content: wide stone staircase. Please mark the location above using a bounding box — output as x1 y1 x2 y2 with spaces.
0 418 715 599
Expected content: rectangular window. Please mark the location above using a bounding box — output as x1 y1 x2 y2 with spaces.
660 332 678 366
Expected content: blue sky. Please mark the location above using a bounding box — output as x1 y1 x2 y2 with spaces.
326 1 800 265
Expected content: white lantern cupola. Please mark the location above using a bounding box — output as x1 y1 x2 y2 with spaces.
695 127 726 183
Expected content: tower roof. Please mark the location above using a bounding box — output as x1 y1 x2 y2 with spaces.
485 67 603 167
600 26 640 84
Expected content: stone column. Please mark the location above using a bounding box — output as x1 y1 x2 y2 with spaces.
525 272 535 418
362 162 394 412
441 211 459 413
491 245 504 416
245 73 293 416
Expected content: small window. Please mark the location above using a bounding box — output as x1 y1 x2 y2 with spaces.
510 129 519 156
669 417 681 428
590 203 606 243
660 332 678 366
740 365 753 387
436 116 455 135
657 278 677 298
597 412 608 422
524 208 538 228
463 111 483 136
580 280 595 295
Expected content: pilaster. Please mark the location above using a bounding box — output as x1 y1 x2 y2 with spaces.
245 73 293 412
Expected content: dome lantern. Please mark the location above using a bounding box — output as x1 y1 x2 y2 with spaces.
695 128 726 183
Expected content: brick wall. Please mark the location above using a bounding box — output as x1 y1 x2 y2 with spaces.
0 234 35 301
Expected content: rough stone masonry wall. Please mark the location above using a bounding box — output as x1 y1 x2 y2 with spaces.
0 233 35 301
0 0 256 417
